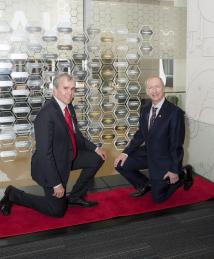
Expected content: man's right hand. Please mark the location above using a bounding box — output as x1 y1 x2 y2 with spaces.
114 153 128 168
53 184 65 198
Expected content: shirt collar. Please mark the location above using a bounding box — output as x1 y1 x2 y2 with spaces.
152 97 165 109
53 96 67 114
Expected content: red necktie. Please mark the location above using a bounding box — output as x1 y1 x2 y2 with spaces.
64 107 77 159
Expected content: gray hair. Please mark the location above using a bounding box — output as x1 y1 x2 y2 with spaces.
53 73 74 88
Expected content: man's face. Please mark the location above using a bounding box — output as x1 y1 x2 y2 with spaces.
146 77 165 105
54 77 76 105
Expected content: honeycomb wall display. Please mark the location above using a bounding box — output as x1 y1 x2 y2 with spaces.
0 0 186 181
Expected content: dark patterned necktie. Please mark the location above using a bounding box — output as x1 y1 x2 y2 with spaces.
149 107 157 130
64 107 77 159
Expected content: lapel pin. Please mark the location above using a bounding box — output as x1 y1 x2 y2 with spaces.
158 114 162 118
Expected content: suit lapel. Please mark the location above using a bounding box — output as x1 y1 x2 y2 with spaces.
140 102 151 137
51 98 70 136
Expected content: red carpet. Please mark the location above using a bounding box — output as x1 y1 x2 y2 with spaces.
1 176 214 238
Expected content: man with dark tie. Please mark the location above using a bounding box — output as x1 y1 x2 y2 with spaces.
114 76 193 203
0 73 106 217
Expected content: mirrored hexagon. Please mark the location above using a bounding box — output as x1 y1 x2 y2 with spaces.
100 65 116 81
114 120 128 135
87 58 102 74
72 64 88 81
0 92 14 110
127 81 141 95
77 119 89 131
56 59 74 73
0 75 13 92
25 60 43 75
140 42 153 56
126 50 140 65
43 59 57 73
12 89 30 101
126 65 141 80
115 89 129 104
87 74 102 89
27 75 43 91
101 98 115 113
13 102 31 119
28 93 45 110
114 74 128 89
100 81 115 96
73 97 89 114
87 122 103 138
113 59 128 72
114 136 128 150
0 111 15 127
126 112 139 127
14 119 33 136
88 105 103 122
87 88 103 106
114 105 128 119
11 72 29 84
101 49 114 64
101 129 115 144
75 81 89 97
15 135 32 153
73 52 88 65
101 113 116 128
140 25 153 40
127 96 141 111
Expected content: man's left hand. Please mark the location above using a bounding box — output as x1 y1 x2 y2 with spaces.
95 148 107 160
163 171 179 184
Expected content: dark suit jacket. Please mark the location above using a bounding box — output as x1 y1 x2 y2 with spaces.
31 97 96 187
123 99 185 180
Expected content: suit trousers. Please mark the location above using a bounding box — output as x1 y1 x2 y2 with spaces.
8 186 67 217
8 149 103 217
115 148 183 203
69 149 104 199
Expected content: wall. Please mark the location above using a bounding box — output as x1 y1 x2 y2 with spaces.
186 0 214 181
0 0 187 187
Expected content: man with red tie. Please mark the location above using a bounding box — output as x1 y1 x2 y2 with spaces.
0 73 106 217
114 76 193 203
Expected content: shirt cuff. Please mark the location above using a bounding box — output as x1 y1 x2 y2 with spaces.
53 184 62 189
122 153 128 158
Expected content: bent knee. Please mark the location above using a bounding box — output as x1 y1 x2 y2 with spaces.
51 206 67 218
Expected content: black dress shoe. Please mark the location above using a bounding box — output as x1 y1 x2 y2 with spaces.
130 185 151 198
0 185 13 216
67 197 98 208
183 164 194 191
